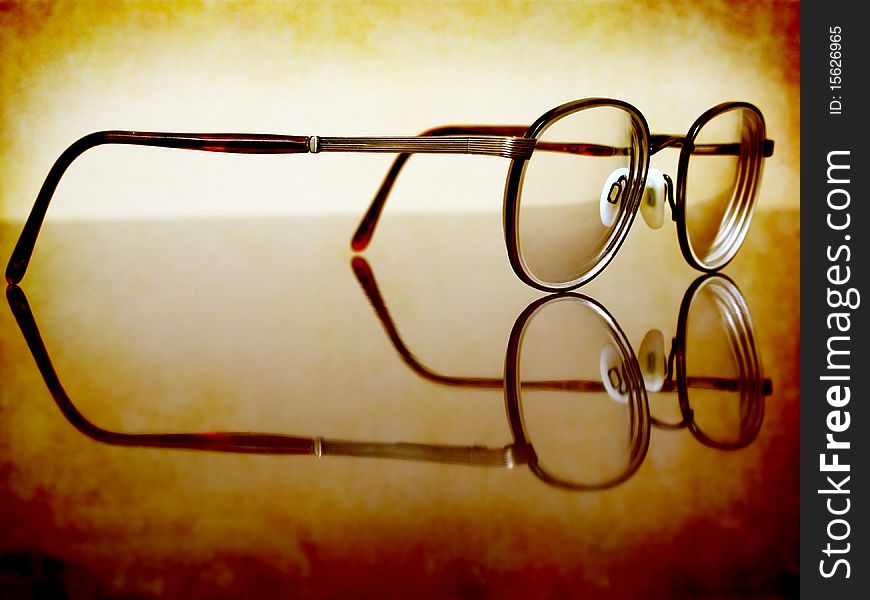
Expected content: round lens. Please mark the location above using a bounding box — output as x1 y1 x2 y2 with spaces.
682 277 764 448
517 105 646 287
514 296 648 488
684 106 765 269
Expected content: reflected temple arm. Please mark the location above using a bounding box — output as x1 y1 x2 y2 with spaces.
6 283 519 466
6 283 315 454
684 375 773 396
321 439 516 466
351 256 607 392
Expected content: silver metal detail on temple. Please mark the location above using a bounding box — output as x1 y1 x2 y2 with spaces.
316 136 536 160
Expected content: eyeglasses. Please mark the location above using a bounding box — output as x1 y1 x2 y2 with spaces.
5 99 773 290
353 256 770 450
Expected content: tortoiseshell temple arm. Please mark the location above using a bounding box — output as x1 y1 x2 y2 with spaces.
4 130 535 284
4 128 775 282
4 132 301 284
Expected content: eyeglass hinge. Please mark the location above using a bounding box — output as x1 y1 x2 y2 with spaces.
308 136 320 153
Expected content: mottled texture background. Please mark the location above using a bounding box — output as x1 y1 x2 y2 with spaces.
1 1 799 598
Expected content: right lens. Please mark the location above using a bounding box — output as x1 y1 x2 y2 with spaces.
684 106 764 269
517 105 646 287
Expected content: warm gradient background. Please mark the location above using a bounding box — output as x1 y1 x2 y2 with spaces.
0 0 798 221
1 1 799 598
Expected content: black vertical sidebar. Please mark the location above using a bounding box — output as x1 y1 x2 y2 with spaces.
801 2 868 598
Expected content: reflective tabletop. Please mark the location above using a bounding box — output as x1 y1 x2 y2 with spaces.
0 206 798 597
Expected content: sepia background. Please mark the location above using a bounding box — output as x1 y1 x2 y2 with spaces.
1 1 799 598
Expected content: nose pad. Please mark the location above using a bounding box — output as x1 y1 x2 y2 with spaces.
599 167 629 227
600 343 630 403
638 329 666 392
640 168 666 230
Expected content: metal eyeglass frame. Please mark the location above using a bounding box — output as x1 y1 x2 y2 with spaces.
352 255 770 450
4 98 773 291
6 280 648 492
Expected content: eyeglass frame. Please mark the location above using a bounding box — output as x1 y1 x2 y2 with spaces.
4 98 773 291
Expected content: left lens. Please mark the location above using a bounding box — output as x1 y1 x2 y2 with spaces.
516 103 646 288
513 295 648 489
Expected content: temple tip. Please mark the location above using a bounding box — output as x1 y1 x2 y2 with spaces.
350 225 373 252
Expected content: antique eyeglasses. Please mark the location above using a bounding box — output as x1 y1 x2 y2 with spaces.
353 257 770 450
6 282 648 492
5 99 773 290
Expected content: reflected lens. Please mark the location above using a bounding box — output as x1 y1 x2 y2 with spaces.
684 107 764 269
518 105 645 286
683 277 764 447
516 296 647 488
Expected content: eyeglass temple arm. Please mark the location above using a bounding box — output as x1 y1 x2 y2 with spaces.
650 134 775 157
352 256 606 392
4 130 536 285
349 125 631 251
351 125 526 251
6 131 309 285
7 283 520 466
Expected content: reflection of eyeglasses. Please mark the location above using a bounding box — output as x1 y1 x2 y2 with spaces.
352 256 770 450
6 283 648 492
6 99 772 290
